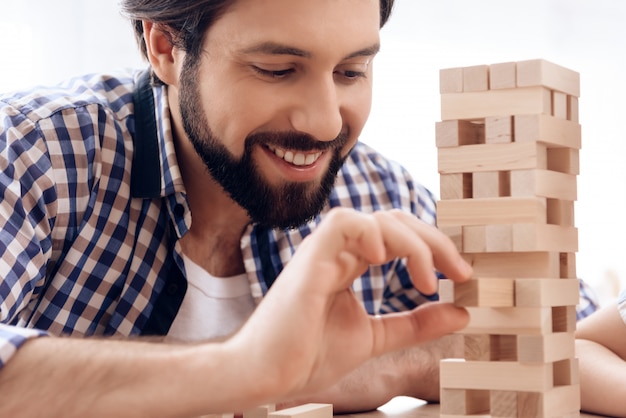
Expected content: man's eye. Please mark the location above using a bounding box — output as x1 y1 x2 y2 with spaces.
334 69 367 82
252 66 294 79
343 70 366 79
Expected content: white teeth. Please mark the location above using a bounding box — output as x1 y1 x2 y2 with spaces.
268 146 322 166
304 153 317 165
292 153 305 165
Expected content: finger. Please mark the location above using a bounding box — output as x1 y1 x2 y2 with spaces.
368 210 470 294
369 211 440 295
307 208 388 267
287 209 387 293
369 303 469 357
387 210 472 283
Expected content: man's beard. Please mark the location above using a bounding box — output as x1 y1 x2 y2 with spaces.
178 61 350 229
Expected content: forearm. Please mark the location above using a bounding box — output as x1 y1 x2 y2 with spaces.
0 336 264 418
576 339 626 417
287 334 463 413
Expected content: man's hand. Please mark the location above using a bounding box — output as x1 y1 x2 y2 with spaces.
0 208 471 417
230 208 472 403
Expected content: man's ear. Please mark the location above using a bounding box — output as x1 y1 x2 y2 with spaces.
142 21 183 86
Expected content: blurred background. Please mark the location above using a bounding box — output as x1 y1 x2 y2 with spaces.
1 0 624 305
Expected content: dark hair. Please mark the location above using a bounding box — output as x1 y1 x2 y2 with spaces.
120 0 395 62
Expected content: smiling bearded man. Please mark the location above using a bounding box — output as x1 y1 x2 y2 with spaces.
178 53 350 229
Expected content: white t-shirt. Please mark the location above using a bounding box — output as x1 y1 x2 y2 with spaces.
168 254 256 342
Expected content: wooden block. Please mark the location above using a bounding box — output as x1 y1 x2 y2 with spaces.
440 412 492 418
439 279 455 303
436 120 484 148
440 67 464 94
472 171 510 198
244 405 276 418
489 62 516 90
440 413 491 418
462 225 488 253
461 306 553 335
516 59 580 97
463 225 499 252
463 224 513 252
568 96 579 122
268 404 332 418
436 197 547 227
490 391 517 418
463 65 489 92
441 86 551 121
440 359 553 391
440 173 472 200
477 389 582 417
439 225 463 252
462 252 561 278
515 278 580 308
514 114 581 149
441 388 490 415
440 392 581 418
547 147 579 175
560 252 577 279
465 334 517 361
517 332 575 363
512 223 578 252
553 358 578 386
464 334 491 361
471 172 497 199
552 91 568 119
510 169 577 201
438 142 547 174
518 384 580 417
491 335 518 361
449 278 515 307
547 199 575 227
552 305 576 333
485 116 512 144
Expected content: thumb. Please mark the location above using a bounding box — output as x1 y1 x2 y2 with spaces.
369 303 469 357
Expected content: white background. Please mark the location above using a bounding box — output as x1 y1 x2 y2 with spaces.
2 0 625 304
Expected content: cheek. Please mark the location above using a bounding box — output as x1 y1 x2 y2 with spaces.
196 75 261 155
344 85 374 140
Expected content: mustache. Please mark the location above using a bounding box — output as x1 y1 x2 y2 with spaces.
245 130 349 152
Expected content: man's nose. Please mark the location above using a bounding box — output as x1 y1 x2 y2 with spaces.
289 76 343 142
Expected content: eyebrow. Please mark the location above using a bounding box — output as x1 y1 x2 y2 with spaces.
239 42 381 60
344 43 380 60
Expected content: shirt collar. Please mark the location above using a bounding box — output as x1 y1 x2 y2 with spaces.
131 70 185 199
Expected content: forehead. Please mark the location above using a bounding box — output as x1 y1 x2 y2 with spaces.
208 0 381 57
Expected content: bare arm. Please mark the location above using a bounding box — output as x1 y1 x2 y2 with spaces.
0 208 472 417
575 300 626 417
0 337 258 418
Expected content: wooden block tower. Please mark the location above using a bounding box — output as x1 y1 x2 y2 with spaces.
436 59 581 417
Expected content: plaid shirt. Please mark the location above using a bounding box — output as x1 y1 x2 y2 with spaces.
0 70 601 368
0 70 441 368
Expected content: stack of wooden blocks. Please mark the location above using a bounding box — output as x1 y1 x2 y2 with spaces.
436 59 582 417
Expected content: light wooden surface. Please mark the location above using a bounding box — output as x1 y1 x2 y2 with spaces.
340 396 602 418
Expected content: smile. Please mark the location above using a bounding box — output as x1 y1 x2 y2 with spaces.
266 145 323 167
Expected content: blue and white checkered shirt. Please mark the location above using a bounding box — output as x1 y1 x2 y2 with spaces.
0 70 441 368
